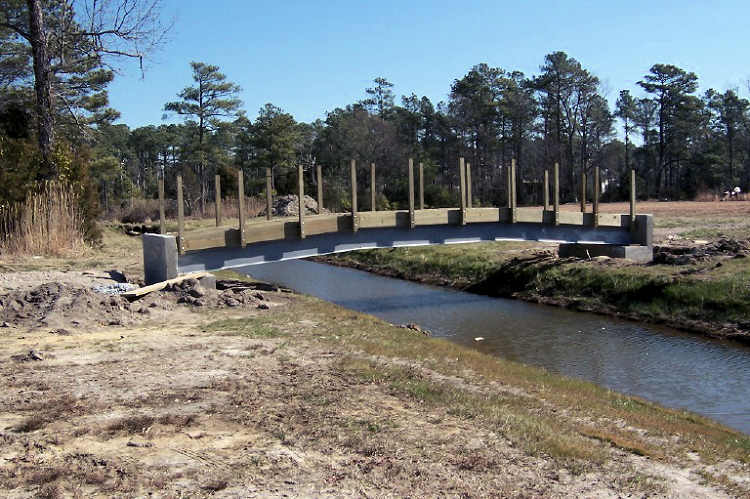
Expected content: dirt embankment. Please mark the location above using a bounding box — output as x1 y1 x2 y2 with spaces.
0 270 287 334
1 270 747 497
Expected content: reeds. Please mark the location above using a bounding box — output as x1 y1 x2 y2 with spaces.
0 181 86 256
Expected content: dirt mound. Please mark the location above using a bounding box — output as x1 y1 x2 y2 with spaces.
653 238 750 265
0 277 284 332
259 194 328 217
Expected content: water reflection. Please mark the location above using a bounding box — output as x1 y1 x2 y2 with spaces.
243 259 750 434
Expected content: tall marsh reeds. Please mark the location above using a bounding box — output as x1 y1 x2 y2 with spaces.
0 181 86 256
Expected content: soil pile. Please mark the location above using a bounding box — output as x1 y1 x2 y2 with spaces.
0 275 284 332
259 194 328 217
653 238 750 265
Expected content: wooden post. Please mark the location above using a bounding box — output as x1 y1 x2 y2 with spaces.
176 175 184 254
507 163 513 209
630 168 636 224
459 157 466 225
543 169 550 212
351 159 358 232
298 164 305 239
466 161 472 208
593 166 600 227
158 176 165 234
215 174 221 227
554 162 560 226
238 169 245 247
418 162 424 210
408 158 415 228
316 164 323 212
511 158 517 223
580 172 586 212
370 162 376 211
265 167 272 220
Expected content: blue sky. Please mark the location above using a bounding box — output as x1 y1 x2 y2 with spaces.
107 0 750 128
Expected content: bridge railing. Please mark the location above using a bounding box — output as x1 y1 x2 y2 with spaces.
154 159 642 255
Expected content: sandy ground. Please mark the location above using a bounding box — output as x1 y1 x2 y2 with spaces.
1 273 747 497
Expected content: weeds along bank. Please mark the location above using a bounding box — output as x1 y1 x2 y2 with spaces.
0 269 748 497
317 239 750 343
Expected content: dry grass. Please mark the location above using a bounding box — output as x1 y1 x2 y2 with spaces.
0 182 86 257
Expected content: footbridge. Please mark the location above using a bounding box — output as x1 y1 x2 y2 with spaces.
142 160 653 284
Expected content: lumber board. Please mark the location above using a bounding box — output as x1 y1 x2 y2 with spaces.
123 272 210 298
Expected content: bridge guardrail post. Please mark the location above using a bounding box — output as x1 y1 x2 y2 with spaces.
466 161 472 208
316 164 323 212
593 166 600 227
370 162 376 211
511 158 517 224
351 159 359 232
265 167 272 221
238 169 245 247
554 162 560 226
177 174 185 255
630 168 636 225
459 157 466 225
580 171 586 213
419 162 424 210
158 176 166 235
298 164 305 239
215 174 222 227
408 158 415 228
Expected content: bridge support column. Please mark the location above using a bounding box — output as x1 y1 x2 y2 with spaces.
558 243 653 263
143 233 178 285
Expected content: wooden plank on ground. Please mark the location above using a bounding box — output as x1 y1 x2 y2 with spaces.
122 272 210 298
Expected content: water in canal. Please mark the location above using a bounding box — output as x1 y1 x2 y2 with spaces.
242 259 750 434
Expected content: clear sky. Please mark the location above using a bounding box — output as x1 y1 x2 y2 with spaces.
106 0 750 128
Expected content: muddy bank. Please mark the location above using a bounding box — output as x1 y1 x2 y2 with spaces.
314 239 750 344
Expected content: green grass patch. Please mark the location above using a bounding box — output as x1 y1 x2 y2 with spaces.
203 317 283 338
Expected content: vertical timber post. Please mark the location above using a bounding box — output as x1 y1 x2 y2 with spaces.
238 169 245 247
554 162 560 226
507 162 513 209
459 157 467 225
370 162 376 211
418 162 424 210
593 166 600 227
298 164 305 239
543 169 550 212
215 174 221 227
511 158 517 223
265 167 272 220
466 161 472 208
316 164 323 213
351 159 358 232
158 176 166 235
580 172 586 212
630 168 637 226
408 158 415 228
176 175 184 254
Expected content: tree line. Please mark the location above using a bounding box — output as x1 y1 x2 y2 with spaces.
2 2 749 228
